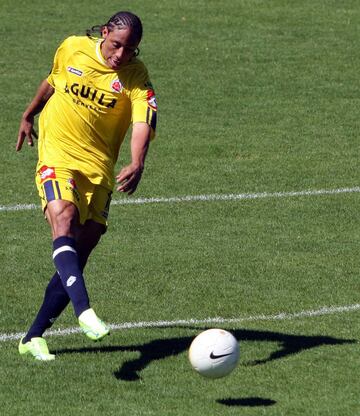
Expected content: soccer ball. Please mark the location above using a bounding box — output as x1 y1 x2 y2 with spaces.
188 328 240 379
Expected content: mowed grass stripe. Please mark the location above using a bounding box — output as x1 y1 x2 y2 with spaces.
2 302 360 343
1 186 360 213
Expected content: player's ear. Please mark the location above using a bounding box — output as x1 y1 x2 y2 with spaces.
101 26 109 38
134 48 140 57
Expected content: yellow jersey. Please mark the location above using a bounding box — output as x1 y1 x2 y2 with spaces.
38 35 157 190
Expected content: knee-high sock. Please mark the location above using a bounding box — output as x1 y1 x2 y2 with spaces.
23 272 70 342
52 236 90 317
22 244 91 342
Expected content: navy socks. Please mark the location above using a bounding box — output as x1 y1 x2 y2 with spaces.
52 236 90 317
23 272 70 343
23 236 91 342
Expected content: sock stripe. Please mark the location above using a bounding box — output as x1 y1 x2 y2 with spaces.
53 245 77 260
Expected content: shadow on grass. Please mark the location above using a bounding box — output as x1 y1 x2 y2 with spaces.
217 397 276 407
55 328 355 383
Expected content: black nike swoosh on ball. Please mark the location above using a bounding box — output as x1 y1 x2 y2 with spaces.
209 352 233 359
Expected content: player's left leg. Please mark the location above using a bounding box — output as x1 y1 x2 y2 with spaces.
21 272 70 343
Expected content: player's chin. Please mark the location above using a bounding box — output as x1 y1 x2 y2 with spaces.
107 59 122 70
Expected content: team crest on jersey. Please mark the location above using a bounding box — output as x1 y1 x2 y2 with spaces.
39 166 56 183
147 89 157 110
111 79 123 93
67 66 83 77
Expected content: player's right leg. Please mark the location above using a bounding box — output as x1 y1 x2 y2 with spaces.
45 193 109 342
75 219 110 341
19 199 91 361
19 170 109 360
34 167 92 320
45 198 92 318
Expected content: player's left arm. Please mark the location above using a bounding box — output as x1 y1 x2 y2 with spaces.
116 122 151 195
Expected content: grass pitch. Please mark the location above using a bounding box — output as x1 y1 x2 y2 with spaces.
1 0 360 415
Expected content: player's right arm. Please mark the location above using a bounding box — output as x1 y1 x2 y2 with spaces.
16 79 54 151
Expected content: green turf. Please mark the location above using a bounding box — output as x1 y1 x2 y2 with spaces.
1 0 360 414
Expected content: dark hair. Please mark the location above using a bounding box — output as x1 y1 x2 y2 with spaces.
86 11 143 44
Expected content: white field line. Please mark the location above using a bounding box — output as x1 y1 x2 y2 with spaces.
1 303 360 343
1 186 360 212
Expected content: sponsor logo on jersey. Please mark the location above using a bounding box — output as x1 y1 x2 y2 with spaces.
111 79 123 93
39 166 56 183
64 83 117 109
67 66 83 76
147 89 157 110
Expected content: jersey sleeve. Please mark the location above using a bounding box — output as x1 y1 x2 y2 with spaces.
46 37 74 88
130 65 158 140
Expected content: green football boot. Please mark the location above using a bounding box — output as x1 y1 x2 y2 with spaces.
18 337 55 361
79 308 110 341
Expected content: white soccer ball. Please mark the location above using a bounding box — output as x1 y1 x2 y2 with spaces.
188 328 240 378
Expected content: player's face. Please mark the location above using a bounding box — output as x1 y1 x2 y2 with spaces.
101 27 139 70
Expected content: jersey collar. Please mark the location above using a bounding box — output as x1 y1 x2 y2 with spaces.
96 39 107 66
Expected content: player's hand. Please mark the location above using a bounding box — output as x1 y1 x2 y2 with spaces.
16 116 38 151
116 163 143 195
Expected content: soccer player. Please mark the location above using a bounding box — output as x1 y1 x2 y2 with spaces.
16 11 157 360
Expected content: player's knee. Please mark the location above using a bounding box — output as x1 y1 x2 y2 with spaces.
55 210 78 236
47 201 79 238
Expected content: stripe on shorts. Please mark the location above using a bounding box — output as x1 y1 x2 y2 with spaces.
150 110 157 131
43 181 55 202
55 180 62 199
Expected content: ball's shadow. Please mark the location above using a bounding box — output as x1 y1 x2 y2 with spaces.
217 397 276 407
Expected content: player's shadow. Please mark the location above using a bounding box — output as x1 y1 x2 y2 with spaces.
55 327 355 382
